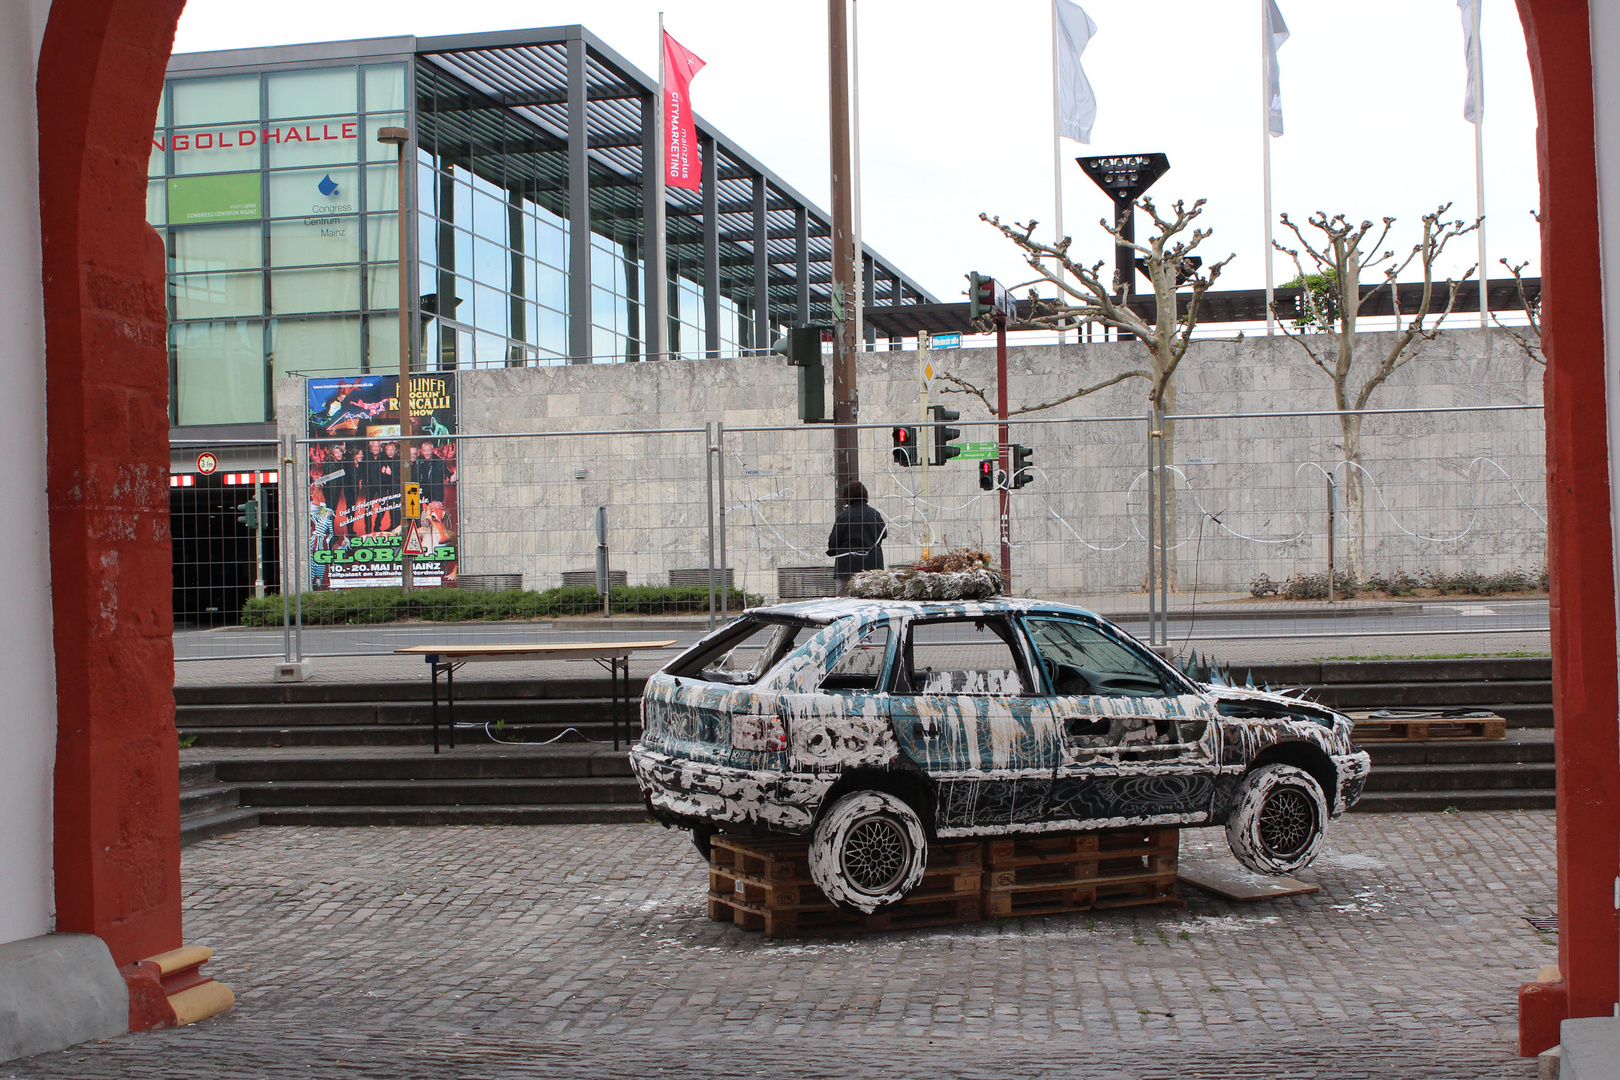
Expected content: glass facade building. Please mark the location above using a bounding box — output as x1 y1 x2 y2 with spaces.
154 28 935 435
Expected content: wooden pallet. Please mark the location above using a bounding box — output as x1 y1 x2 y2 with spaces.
981 828 1179 918
1349 710 1507 741
706 827 1176 937
708 835 983 938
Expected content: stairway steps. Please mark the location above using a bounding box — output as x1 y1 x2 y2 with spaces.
253 804 651 827
1362 735 1553 766
234 776 643 808
1312 680 1554 709
180 785 242 818
175 678 646 707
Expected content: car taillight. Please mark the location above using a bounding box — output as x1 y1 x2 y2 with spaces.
731 713 788 753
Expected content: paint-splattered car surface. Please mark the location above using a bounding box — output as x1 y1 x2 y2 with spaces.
629 598 1370 910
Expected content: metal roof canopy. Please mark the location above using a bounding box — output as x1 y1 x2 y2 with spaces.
414 25 937 317
863 277 1540 338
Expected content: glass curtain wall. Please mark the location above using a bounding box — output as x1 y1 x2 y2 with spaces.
151 63 409 425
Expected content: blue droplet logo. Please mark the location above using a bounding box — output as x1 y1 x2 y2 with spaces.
318 173 339 197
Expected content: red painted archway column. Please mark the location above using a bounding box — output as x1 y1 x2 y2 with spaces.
1515 0 1620 1054
37 0 187 970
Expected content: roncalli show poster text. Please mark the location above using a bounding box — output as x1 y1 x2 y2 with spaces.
305 374 458 589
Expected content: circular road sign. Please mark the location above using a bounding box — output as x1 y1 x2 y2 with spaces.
195 452 219 475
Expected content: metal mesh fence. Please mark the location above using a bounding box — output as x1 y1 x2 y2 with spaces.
173 403 1548 663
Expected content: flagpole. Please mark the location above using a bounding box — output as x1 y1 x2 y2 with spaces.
1051 0 1066 346
1470 0 1488 336
1261 0 1275 336
654 13 669 360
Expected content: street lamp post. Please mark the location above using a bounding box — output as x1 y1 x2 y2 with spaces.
377 125 413 594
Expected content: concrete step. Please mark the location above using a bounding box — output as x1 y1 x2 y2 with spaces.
179 760 218 789
1362 733 1554 766
180 808 260 846
175 677 646 707
234 776 644 808
1312 680 1553 709
211 749 631 784
179 721 633 748
1362 761 1555 793
1494 703 1553 728
175 697 624 728
1351 789 1556 812
253 804 651 827
179 785 241 818
1244 657 1552 685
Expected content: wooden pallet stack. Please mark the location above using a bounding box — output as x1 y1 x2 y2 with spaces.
707 826 1179 939
981 828 1179 918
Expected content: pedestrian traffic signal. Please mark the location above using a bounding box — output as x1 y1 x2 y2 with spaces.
1010 444 1035 489
979 459 997 491
929 405 962 467
236 498 259 529
891 426 919 467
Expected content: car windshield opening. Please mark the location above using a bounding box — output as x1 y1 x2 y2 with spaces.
666 617 812 686
1024 618 1175 698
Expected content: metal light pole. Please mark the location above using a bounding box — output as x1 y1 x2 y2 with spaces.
377 125 414 594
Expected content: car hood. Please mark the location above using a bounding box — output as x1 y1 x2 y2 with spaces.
1201 684 1345 728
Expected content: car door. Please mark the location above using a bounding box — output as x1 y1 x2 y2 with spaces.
888 614 1061 834
1020 615 1220 825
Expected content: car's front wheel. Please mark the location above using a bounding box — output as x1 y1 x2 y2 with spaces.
808 790 928 914
1225 763 1329 875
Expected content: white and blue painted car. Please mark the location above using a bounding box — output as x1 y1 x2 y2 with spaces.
629 598 1370 914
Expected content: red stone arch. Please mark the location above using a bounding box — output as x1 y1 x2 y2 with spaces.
37 0 186 969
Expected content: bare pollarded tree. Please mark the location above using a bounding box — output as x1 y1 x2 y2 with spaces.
1271 203 1480 577
939 198 1233 417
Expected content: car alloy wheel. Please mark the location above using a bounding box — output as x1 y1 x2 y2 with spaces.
1225 763 1328 875
809 790 929 914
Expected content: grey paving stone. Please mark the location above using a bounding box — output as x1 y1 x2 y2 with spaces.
1 813 1550 1079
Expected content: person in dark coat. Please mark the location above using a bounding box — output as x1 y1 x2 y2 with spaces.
826 480 886 596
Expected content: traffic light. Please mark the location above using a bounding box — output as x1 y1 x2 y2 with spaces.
891 426 919 467
978 459 997 491
236 498 259 529
770 325 823 367
966 272 996 320
929 405 962 467
771 324 827 423
1010 444 1036 489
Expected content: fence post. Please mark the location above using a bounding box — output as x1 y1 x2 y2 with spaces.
1145 411 1157 647
705 422 716 630
293 443 305 662
716 422 728 616
1327 473 1337 604
280 435 292 663
1156 406 1170 651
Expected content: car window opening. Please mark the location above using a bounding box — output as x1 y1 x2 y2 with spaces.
667 616 812 685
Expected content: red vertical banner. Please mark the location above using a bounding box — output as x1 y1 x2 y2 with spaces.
662 31 706 191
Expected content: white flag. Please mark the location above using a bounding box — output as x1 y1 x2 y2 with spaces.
1458 0 1483 123
1055 0 1098 143
1264 0 1289 136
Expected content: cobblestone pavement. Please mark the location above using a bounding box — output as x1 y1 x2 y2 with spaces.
6 813 1553 1079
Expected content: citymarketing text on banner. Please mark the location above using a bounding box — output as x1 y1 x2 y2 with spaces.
306 374 458 589
661 31 706 192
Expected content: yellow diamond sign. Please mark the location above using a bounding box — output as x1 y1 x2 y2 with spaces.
924 362 934 381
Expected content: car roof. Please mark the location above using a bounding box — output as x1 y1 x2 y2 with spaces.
750 597 1105 627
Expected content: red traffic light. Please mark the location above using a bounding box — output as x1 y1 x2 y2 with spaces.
891 426 919 467
979 459 996 490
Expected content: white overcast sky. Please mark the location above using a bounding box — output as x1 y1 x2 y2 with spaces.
174 0 1541 304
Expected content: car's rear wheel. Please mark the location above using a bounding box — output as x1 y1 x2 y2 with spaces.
809 790 928 914
1225 763 1329 875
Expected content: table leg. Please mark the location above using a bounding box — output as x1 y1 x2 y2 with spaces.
448 662 457 750
431 662 441 755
